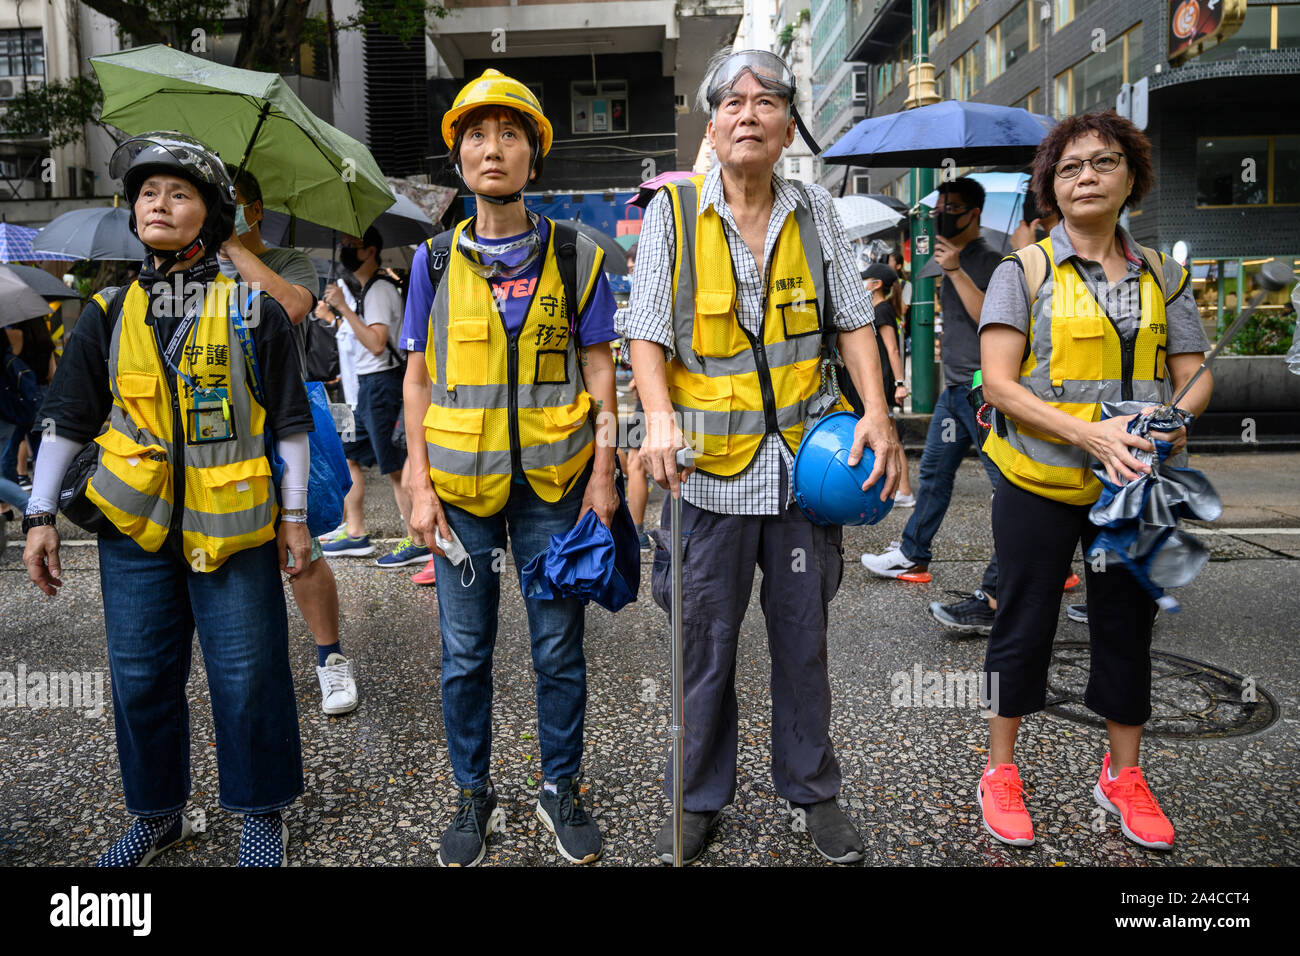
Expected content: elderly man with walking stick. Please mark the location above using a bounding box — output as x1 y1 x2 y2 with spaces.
623 48 902 865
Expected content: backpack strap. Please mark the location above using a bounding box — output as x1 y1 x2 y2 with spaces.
229 291 268 408
1007 240 1052 305
549 221 585 340
424 231 453 296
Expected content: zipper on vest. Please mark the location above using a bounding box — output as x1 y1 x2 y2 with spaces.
744 302 780 435
507 331 522 475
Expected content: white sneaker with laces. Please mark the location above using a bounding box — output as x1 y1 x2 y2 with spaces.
893 493 916 508
860 546 918 578
317 653 359 715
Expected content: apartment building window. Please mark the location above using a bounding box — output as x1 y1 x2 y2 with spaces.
571 80 627 134
929 0 947 49
949 0 977 29
0 30 44 78
1052 24 1143 118
952 44 981 100
789 156 801 176
1197 135 1300 206
987 1 1040 83
1053 0 1101 31
1012 88 1041 114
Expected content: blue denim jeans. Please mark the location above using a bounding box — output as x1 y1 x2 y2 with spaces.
432 471 589 789
98 536 303 817
901 384 1002 574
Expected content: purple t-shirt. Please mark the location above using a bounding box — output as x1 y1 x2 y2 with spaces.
400 218 617 352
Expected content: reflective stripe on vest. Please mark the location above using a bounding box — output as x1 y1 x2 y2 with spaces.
983 237 1172 505
664 174 825 477
86 276 277 569
422 218 602 517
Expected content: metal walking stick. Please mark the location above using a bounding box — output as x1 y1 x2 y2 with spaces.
669 446 693 868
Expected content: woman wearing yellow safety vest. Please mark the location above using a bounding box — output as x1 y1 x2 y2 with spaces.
401 70 620 866
975 111 1213 852
22 133 310 866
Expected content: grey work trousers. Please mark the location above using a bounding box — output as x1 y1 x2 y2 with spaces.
651 495 845 812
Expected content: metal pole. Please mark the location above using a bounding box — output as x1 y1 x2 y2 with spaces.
908 0 938 413
669 446 691 867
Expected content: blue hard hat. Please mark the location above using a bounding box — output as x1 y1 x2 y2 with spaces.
792 411 893 526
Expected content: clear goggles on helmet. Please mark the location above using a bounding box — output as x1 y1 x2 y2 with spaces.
705 50 796 107
703 50 822 155
456 210 542 280
109 131 226 187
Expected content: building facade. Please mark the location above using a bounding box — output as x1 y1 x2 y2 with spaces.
848 0 1300 332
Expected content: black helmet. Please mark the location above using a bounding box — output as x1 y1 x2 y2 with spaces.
110 131 237 262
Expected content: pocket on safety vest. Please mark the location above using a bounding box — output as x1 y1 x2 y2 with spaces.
116 371 168 441
91 429 172 531
779 297 820 339
692 304 747 359
424 404 485 500
188 457 273 530
1051 315 1105 386
446 317 490 387
671 375 732 460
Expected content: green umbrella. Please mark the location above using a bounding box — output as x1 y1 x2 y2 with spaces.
91 44 395 236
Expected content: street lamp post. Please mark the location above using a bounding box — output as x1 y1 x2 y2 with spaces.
905 0 940 413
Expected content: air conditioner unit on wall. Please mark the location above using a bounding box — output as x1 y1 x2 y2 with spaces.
0 77 43 101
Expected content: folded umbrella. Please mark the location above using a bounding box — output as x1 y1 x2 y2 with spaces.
1087 401 1222 612
519 474 640 612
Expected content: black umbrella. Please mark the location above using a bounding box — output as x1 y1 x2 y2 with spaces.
552 219 629 275
4 263 81 300
32 207 145 262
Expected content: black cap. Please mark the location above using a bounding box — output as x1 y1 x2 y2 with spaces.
861 263 898 287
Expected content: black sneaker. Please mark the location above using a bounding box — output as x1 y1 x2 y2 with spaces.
929 589 996 635
536 776 603 864
654 810 719 865
789 799 865 863
1068 603 1160 626
438 782 505 867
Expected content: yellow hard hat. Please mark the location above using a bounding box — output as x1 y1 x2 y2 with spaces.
441 69 553 157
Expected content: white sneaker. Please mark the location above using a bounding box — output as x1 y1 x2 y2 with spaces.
861 546 921 579
317 653 359 715
893 493 916 508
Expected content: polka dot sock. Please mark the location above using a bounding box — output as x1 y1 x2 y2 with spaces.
96 813 183 867
237 811 286 867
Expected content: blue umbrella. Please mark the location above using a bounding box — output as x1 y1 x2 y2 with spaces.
0 221 79 263
1087 402 1222 613
32 207 145 262
824 100 1052 168
519 475 641 612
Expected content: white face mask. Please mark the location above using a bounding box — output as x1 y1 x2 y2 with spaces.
234 202 253 236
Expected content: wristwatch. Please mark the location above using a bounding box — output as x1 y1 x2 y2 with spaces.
22 512 56 534
894 380 906 388
281 508 308 524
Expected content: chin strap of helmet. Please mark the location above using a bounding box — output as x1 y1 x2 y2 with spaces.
144 235 207 274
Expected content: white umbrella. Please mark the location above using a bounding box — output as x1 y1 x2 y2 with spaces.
831 194 904 242
0 266 55 329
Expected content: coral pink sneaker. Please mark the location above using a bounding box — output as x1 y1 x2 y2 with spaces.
978 761 1034 847
1093 753 1174 850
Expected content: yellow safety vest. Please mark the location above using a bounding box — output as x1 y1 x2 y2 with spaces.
662 174 826 477
422 218 605 517
983 236 1184 505
87 276 277 570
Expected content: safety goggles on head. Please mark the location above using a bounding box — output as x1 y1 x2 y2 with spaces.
456 210 542 279
704 50 823 155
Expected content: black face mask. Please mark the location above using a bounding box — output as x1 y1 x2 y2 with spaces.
936 209 973 239
340 246 362 272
